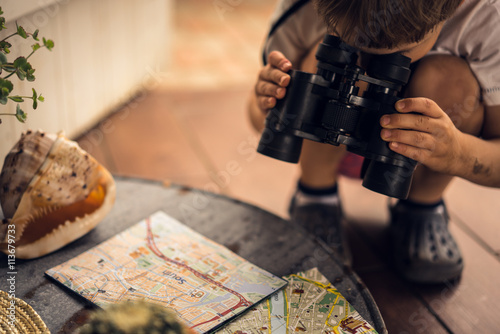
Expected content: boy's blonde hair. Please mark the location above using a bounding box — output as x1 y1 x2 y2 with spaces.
312 0 462 48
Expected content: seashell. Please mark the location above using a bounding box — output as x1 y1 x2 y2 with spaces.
0 130 116 259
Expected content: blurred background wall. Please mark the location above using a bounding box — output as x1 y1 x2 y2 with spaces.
0 0 171 157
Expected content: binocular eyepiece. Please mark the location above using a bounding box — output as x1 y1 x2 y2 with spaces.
257 35 417 199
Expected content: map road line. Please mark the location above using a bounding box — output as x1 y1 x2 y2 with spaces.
145 218 251 329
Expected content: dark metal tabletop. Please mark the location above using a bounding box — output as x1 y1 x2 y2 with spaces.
0 176 387 333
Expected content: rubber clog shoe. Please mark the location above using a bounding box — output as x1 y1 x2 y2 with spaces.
289 194 352 267
389 201 464 284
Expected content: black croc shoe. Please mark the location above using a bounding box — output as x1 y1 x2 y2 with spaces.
389 200 464 284
289 195 352 267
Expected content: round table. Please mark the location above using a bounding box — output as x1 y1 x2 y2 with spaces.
0 176 387 333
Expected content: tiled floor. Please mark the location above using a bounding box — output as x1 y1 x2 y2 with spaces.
77 1 500 333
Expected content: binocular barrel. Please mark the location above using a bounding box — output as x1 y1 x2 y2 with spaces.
257 71 328 163
257 35 417 199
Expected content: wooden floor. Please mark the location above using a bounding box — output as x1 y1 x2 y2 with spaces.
76 1 500 333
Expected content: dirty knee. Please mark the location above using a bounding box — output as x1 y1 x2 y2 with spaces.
406 55 484 135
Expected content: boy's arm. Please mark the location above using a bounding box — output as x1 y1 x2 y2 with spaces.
380 99 500 187
458 104 500 187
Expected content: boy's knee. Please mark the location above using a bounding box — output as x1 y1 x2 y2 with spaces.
408 55 479 103
406 55 484 135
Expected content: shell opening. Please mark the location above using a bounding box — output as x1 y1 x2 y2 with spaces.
18 176 108 247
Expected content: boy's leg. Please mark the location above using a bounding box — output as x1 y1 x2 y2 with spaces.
296 41 346 190
391 54 485 283
291 140 351 265
299 140 346 188
287 42 351 264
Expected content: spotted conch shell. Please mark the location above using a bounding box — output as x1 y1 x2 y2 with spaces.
0 130 116 259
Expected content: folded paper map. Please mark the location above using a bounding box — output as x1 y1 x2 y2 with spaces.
217 268 379 334
46 211 287 333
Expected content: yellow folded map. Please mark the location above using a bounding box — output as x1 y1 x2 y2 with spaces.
217 268 378 334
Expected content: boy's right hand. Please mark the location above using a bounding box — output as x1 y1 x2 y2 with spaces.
255 51 292 113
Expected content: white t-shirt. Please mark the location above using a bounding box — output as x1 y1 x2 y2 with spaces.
263 0 500 106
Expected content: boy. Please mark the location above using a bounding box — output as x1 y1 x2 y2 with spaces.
248 0 500 283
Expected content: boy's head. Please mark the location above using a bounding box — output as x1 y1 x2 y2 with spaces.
312 0 462 52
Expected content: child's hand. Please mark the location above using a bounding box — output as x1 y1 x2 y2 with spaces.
380 97 465 175
255 51 292 113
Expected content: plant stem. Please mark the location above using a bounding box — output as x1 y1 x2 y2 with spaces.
1 32 18 43
3 71 15 79
26 49 36 60
27 44 48 60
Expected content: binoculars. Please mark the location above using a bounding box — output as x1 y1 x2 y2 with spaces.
257 35 417 199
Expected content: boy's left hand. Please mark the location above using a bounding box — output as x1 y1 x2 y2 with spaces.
380 97 465 175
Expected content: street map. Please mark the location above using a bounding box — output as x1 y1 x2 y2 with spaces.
46 211 287 333
217 268 379 334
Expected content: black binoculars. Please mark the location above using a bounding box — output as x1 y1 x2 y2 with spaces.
257 35 417 199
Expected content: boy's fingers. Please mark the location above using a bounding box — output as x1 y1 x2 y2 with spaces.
387 142 429 164
254 51 292 112
278 73 290 87
381 128 436 151
259 67 290 87
268 51 292 72
255 81 281 97
396 97 442 118
380 113 435 133
257 96 276 111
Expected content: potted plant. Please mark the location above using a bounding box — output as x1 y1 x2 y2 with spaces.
0 6 54 124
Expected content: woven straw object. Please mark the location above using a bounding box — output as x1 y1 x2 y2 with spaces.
0 289 49 333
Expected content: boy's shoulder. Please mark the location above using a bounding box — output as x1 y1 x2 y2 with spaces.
435 0 500 51
265 0 326 66
434 0 500 105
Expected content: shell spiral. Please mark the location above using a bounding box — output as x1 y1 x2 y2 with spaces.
0 130 57 219
0 130 116 259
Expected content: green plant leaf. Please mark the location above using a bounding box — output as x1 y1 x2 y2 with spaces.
17 24 28 39
0 52 6 64
9 96 24 102
32 88 39 109
26 68 35 81
2 63 15 72
43 38 54 51
0 78 13 100
0 17 5 31
13 57 34 81
0 41 11 53
32 29 39 41
38 94 44 102
32 43 41 52
16 68 26 80
13 56 28 68
15 104 27 122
